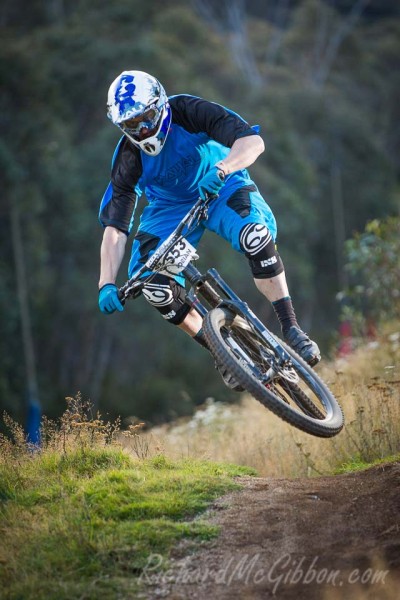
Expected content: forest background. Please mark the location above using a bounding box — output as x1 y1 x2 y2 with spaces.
1 0 399 428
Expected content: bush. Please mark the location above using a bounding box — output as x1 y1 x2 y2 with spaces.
339 216 400 336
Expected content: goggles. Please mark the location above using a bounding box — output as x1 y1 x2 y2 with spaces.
120 105 161 139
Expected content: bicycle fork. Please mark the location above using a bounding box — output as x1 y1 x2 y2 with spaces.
182 263 292 376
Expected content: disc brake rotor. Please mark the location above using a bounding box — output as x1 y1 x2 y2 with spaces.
277 365 299 384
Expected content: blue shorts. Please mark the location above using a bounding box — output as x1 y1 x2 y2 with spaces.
128 182 277 285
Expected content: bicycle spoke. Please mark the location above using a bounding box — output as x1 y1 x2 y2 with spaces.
225 321 328 420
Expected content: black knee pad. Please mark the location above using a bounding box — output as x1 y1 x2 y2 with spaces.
239 223 284 279
142 274 191 325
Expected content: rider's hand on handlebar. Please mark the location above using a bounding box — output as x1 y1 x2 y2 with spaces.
98 283 124 314
198 166 226 200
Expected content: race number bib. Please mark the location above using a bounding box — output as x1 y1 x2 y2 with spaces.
159 238 198 276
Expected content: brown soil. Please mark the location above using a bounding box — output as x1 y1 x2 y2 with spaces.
140 462 400 599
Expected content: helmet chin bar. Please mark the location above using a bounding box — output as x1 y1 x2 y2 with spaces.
143 142 156 154
124 131 163 156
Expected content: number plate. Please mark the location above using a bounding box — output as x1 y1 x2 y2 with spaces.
158 238 199 276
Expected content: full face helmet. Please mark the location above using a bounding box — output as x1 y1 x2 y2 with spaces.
107 70 171 156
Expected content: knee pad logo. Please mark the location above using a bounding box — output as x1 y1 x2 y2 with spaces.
142 283 174 307
240 223 272 256
162 310 177 320
260 256 278 267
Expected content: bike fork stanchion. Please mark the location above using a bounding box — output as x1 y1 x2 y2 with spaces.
185 288 208 318
182 262 203 286
183 263 222 309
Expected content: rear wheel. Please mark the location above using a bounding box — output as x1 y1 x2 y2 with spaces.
203 307 344 438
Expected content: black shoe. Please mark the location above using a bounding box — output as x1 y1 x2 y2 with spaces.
215 362 244 392
284 326 321 367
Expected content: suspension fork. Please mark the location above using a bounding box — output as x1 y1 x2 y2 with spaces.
204 268 291 364
184 263 290 364
183 263 222 316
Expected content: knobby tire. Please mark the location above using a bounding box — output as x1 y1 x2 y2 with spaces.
203 307 344 438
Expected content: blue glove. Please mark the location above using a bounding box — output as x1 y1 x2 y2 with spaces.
98 284 124 314
198 167 225 200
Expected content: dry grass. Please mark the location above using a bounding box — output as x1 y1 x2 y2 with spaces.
138 326 400 477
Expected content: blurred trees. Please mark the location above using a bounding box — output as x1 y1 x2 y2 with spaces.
1 0 399 425
339 217 400 335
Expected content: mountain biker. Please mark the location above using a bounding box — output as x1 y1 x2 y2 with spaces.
98 70 321 390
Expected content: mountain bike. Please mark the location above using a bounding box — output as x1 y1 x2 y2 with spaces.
118 195 344 438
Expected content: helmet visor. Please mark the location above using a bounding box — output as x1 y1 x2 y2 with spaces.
120 106 161 140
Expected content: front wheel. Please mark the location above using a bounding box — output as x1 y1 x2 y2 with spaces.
203 307 344 438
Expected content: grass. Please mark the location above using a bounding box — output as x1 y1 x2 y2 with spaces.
0 399 256 600
334 452 400 474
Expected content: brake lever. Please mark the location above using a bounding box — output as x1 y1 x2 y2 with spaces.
118 280 144 304
204 192 218 203
200 193 218 221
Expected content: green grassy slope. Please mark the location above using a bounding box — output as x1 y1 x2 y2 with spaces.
0 441 255 600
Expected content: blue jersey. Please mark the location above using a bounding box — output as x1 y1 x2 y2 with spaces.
99 95 259 234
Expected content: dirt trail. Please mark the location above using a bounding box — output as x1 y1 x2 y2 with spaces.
140 462 400 599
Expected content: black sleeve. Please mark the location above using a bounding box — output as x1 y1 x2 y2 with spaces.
169 95 258 148
99 137 142 235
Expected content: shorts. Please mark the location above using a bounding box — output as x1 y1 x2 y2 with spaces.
128 182 277 286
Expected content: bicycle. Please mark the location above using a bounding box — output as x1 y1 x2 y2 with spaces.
118 195 344 438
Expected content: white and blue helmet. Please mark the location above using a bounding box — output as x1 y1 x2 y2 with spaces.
107 70 171 156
